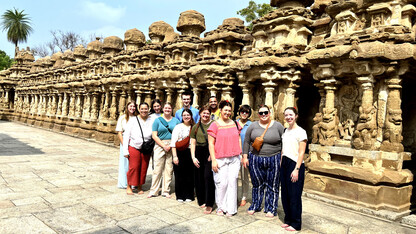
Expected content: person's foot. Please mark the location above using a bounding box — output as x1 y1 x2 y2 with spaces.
126 187 134 195
281 224 289 228
185 199 192 202
200 204 206 208
240 199 247 207
247 210 255 215
162 193 171 198
225 212 234 217
138 190 144 195
177 199 184 203
216 209 224 216
285 226 297 232
204 206 213 214
147 194 156 198
265 212 274 217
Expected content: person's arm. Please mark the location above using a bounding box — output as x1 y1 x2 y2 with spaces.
123 119 132 158
190 138 199 168
208 135 218 172
242 124 254 168
291 140 307 182
117 132 123 146
171 124 180 165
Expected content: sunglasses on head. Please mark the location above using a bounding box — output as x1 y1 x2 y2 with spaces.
259 111 269 116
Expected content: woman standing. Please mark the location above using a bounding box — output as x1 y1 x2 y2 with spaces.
191 105 215 214
237 105 252 207
171 109 195 202
115 101 137 189
280 107 307 231
242 105 284 217
208 100 242 217
148 103 180 198
123 103 153 195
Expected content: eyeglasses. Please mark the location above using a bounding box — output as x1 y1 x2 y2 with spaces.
258 111 269 116
240 111 249 115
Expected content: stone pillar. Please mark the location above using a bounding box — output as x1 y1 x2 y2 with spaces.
193 87 201 108
155 89 163 101
82 93 91 119
175 89 185 111
318 78 339 146
166 89 173 104
239 83 252 106
33 94 39 115
135 90 142 105
263 81 277 117
285 84 299 108
41 94 47 115
144 91 152 106
380 76 404 152
101 90 110 120
221 86 234 107
75 93 83 118
353 76 377 150
90 92 99 121
68 93 76 118
209 85 218 98
109 91 118 120
62 92 68 117
56 93 63 116
119 91 127 115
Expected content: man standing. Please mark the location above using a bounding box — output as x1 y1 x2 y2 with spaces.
175 91 200 123
209 96 220 120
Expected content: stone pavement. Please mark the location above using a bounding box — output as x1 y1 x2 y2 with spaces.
0 120 415 234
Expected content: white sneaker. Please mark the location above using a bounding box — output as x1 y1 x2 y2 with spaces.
185 199 192 202
177 199 184 203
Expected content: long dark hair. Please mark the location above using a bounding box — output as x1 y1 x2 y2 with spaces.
182 108 195 126
150 99 162 114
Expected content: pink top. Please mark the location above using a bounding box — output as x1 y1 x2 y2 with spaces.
207 121 242 159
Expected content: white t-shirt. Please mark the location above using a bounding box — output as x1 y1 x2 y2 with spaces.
123 116 153 155
282 126 307 163
115 114 128 133
170 123 191 149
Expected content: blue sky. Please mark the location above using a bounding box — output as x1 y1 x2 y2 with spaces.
0 0 269 58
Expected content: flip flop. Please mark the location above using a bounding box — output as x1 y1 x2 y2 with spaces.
285 226 297 232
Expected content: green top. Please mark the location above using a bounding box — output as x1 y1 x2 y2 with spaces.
190 121 212 146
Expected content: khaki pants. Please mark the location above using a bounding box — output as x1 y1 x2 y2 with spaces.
149 140 173 196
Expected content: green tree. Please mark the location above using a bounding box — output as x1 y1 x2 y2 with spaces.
237 1 275 30
1 8 33 57
0 50 13 70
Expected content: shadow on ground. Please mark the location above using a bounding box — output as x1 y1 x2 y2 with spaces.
0 133 44 156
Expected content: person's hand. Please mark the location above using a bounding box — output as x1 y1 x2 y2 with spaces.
163 145 171 152
124 155 129 158
242 157 249 168
173 157 179 165
207 155 211 162
192 157 200 168
291 169 299 182
212 160 219 173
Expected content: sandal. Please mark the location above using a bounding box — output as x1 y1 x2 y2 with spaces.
204 207 213 214
285 226 297 232
265 212 274 217
216 209 224 216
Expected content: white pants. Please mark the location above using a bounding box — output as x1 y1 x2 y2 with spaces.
149 140 173 196
213 155 241 215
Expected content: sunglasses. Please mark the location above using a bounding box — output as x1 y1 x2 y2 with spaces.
258 111 269 116
240 111 249 115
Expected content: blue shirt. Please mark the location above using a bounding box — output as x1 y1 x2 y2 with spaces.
175 106 200 123
152 117 180 140
238 119 252 143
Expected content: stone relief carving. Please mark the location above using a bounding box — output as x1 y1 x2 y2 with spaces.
381 108 404 152
318 107 340 146
353 106 378 150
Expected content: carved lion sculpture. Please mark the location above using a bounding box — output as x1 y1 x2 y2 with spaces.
381 108 404 152
319 107 340 146
312 112 323 144
353 106 377 150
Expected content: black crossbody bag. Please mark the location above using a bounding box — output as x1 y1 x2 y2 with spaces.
136 116 155 154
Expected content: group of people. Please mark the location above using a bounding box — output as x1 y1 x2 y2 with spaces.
115 91 307 231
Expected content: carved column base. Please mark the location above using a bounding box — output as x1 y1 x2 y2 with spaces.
94 120 117 143
64 117 82 136
306 144 413 215
52 116 68 132
79 121 97 139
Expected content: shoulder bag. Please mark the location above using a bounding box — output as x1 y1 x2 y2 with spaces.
176 126 191 151
251 121 271 152
136 116 155 154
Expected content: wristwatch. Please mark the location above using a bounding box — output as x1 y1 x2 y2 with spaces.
295 167 300 170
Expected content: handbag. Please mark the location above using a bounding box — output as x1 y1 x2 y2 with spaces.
251 121 271 152
136 116 155 155
176 127 191 151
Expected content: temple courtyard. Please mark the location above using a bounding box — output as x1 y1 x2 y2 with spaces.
0 120 415 234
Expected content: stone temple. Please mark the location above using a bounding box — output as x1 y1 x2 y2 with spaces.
1 0 416 219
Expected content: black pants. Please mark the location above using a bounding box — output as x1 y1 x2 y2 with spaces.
280 156 305 231
194 145 215 207
173 148 194 200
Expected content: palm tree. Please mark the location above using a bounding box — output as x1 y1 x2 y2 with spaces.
1 8 33 57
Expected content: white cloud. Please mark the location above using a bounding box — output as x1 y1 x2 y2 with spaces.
82 1 126 22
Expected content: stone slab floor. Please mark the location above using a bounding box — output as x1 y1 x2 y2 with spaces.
0 120 415 234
